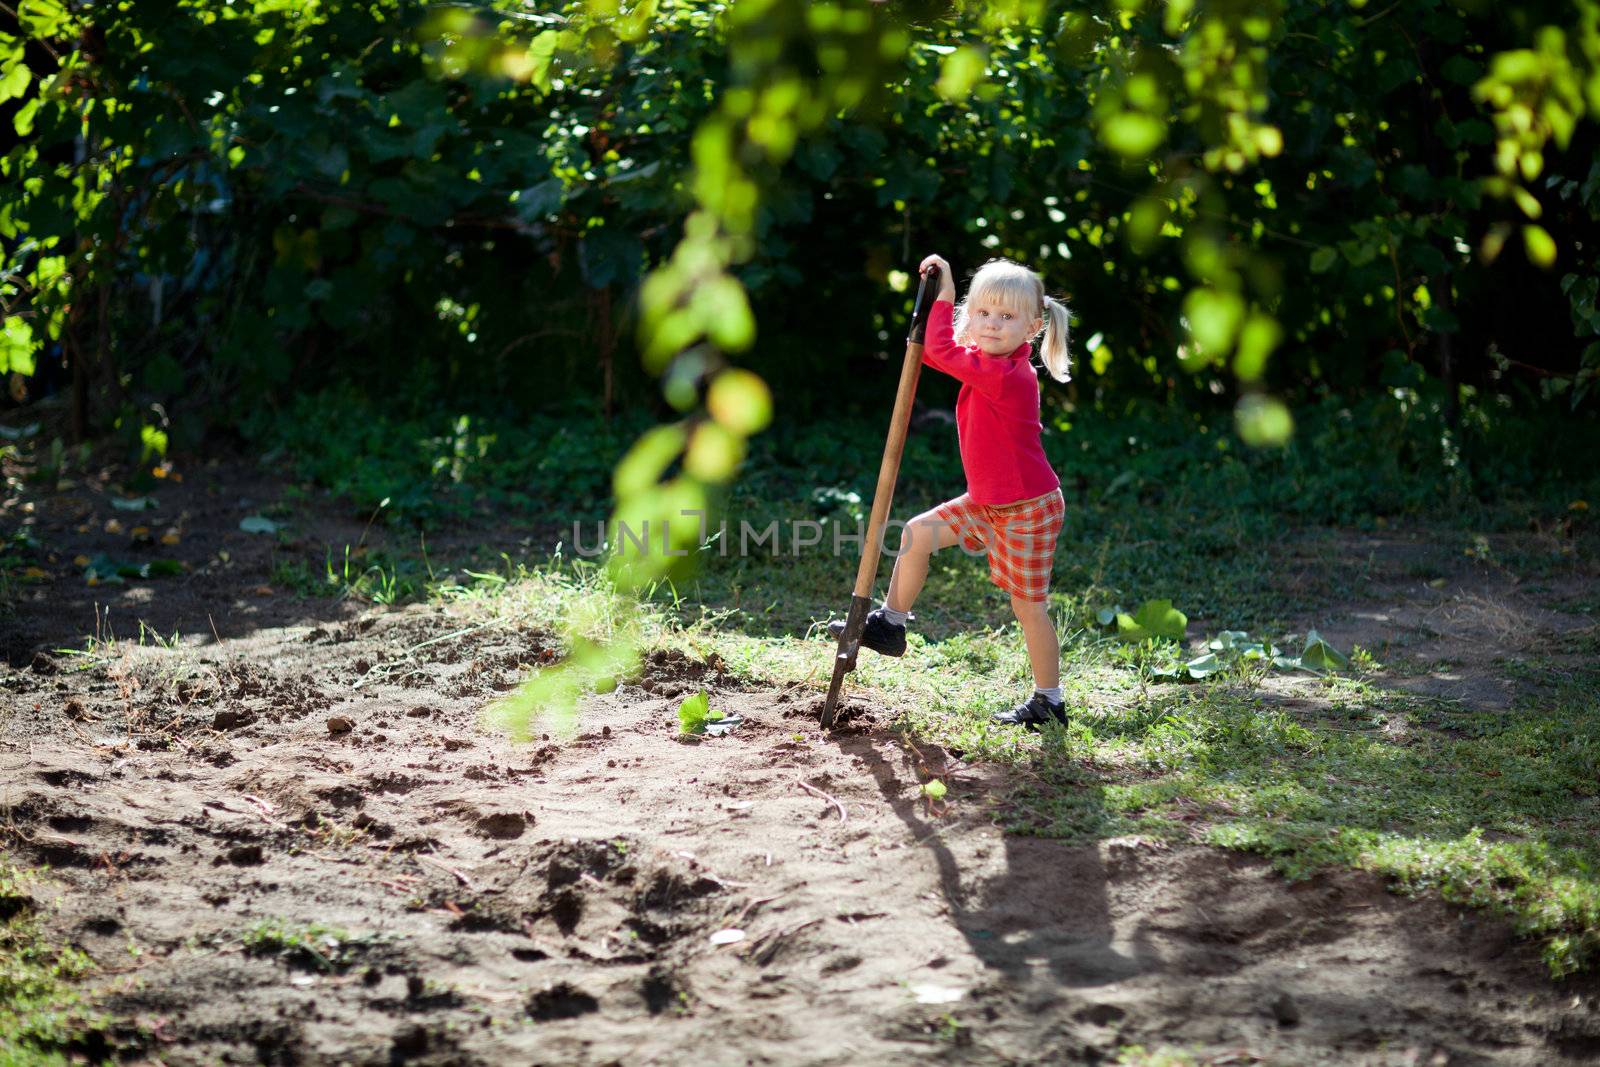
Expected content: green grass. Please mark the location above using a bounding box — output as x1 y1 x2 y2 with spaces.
240 919 378 974
252 387 640 526
0 865 117 1065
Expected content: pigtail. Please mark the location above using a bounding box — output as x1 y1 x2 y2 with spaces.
1038 295 1072 383
951 299 972 348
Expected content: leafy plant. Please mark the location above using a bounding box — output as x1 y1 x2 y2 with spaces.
79 554 183 586
677 692 710 735
676 691 742 737
1099 599 1189 643
324 546 420 605
0 863 112 1058
1298 630 1351 673
1149 629 1350 682
240 920 374 974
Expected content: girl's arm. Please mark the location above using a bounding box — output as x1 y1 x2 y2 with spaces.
920 301 1009 397
916 253 1010 397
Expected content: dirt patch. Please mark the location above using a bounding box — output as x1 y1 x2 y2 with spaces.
5 459 1599 1063
1217 525 1600 711
4 603 1599 1065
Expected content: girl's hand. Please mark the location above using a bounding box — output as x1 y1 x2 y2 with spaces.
919 254 957 303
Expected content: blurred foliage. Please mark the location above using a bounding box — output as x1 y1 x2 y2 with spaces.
4 0 1600 436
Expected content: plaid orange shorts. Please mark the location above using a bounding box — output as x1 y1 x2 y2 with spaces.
934 488 1065 602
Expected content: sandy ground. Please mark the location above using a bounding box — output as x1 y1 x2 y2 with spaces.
3 460 1599 1065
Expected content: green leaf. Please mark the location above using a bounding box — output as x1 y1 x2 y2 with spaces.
239 515 280 534
616 0 659 42
609 160 660 188
514 178 565 222
1116 599 1187 642
706 368 771 436
1125 196 1171 252
698 275 756 352
613 424 687 499
1 316 35 375
139 423 168 463
1101 111 1166 158
526 30 560 93
1309 247 1338 274
1524 225 1557 268
0 62 29 103
1299 630 1349 673
936 47 985 101
922 779 947 800
82 554 182 583
677 691 709 734
17 2 68 40
83 554 127 586
1184 652 1222 678
796 140 840 181
1235 394 1294 447
1184 288 1245 357
1232 313 1282 382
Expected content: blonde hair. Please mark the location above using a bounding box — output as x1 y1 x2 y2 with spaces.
952 259 1072 383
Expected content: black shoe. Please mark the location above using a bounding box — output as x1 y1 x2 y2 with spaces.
827 609 908 657
992 692 1068 730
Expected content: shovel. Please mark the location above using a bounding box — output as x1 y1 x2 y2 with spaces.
820 265 941 730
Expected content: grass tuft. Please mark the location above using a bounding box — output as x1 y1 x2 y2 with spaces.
0 864 116 1065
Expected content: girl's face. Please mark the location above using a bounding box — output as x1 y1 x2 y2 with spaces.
967 295 1042 356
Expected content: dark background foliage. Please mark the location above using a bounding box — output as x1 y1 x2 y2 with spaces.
3 0 1598 455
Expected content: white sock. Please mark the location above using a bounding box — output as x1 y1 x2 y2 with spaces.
878 603 909 626
1034 686 1063 703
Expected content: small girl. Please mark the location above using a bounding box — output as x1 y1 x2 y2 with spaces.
832 254 1072 728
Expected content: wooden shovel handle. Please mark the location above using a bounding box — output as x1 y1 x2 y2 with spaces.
852 266 941 599
908 263 940 345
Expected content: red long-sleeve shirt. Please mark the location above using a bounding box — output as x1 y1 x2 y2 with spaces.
920 299 1060 506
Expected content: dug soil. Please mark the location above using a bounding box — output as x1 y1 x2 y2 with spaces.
3 456 1599 1065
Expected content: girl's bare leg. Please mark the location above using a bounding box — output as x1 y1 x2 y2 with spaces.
1009 594 1060 689
885 509 964 614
